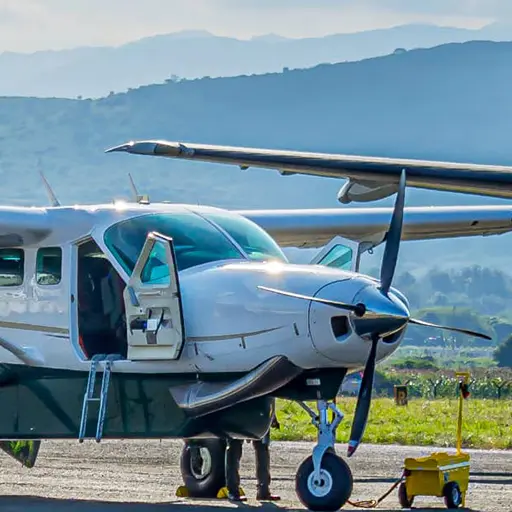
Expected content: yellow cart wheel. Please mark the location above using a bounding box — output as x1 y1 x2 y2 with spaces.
443 482 462 509
398 482 414 509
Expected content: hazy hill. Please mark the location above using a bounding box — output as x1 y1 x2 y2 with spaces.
1 40 512 274
2 22 512 98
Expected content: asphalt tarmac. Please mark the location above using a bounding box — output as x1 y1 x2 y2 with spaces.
0 440 509 511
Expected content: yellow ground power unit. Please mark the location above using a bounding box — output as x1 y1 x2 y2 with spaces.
398 372 471 509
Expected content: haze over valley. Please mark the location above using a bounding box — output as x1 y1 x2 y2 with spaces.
2 22 512 98
2 19 512 334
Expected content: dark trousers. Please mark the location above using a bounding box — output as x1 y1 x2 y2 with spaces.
226 431 271 495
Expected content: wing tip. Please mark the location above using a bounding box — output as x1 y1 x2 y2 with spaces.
105 140 184 157
105 141 135 154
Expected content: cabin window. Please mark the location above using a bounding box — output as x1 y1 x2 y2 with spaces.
0 249 24 286
36 247 62 285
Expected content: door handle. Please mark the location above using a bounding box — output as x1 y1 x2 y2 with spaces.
130 318 147 331
139 290 163 297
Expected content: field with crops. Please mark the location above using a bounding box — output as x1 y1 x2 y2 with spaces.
274 397 512 450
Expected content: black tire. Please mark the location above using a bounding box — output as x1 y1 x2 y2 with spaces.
443 481 462 509
398 482 414 508
295 452 353 511
180 438 226 498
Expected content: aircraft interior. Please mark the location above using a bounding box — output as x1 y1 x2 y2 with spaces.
77 239 127 360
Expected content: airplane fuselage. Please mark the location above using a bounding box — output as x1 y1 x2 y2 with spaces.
0 202 405 441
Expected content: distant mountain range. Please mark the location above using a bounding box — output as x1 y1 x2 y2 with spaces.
2 22 512 98
1 39 512 274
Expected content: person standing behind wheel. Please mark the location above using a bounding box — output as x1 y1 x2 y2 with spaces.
225 404 281 502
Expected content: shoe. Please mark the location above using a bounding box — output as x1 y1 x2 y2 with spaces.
228 492 247 502
256 490 281 501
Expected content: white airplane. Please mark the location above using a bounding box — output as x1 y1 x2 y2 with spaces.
0 142 509 510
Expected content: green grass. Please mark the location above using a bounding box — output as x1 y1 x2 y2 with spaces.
274 398 512 450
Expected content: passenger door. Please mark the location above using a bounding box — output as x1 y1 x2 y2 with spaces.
309 236 361 272
123 232 185 361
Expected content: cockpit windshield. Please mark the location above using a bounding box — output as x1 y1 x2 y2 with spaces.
104 212 245 273
201 211 287 263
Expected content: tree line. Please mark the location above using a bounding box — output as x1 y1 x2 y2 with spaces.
365 265 512 361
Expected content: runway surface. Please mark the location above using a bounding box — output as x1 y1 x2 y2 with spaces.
0 440 509 511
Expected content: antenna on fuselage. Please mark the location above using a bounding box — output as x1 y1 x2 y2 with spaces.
39 170 61 207
128 172 139 201
128 172 150 204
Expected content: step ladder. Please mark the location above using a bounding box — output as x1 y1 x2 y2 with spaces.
78 354 123 443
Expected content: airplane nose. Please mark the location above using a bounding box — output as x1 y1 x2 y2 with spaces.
351 285 410 340
307 278 410 365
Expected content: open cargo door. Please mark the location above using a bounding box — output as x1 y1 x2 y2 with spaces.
123 232 185 361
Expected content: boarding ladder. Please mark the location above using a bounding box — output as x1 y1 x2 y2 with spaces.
78 354 123 443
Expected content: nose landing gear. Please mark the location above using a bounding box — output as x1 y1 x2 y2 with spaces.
295 400 353 511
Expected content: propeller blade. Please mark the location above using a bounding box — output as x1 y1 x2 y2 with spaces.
409 317 492 341
379 169 406 296
257 286 366 317
347 335 379 457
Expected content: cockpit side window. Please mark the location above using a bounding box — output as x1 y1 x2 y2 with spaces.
316 245 353 271
104 213 244 274
202 212 287 263
140 242 171 285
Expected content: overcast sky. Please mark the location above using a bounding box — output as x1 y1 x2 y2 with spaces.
1 0 508 53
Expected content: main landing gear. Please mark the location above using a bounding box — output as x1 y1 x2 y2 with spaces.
180 438 227 498
295 400 353 511
179 400 353 510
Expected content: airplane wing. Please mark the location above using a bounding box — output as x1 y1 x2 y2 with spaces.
235 205 512 248
106 140 512 203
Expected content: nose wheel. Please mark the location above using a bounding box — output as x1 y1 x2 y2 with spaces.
295 400 353 511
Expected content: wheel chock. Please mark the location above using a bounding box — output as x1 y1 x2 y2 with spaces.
175 485 190 498
216 486 246 499
216 487 229 499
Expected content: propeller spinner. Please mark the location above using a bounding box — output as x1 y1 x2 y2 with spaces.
258 169 491 457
